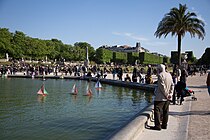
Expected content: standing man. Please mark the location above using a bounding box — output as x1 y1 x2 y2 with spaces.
117 66 123 81
151 64 174 130
180 68 188 83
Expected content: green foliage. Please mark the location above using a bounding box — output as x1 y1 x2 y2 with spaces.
163 56 170 64
113 51 127 64
170 51 178 64
0 27 171 65
154 4 205 66
127 52 139 65
95 49 164 65
0 28 95 62
74 42 96 61
95 48 113 63
171 51 197 64
0 28 13 58
139 52 163 64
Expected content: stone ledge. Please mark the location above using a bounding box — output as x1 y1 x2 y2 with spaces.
106 105 153 140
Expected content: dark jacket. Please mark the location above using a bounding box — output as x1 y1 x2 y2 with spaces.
207 72 210 86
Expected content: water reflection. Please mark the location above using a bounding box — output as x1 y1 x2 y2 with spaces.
117 86 123 99
144 92 153 103
37 95 47 103
84 96 92 103
131 90 141 104
124 87 131 96
95 89 102 96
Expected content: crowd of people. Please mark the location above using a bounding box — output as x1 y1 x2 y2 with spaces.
0 60 146 80
0 60 209 84
0 61 156 84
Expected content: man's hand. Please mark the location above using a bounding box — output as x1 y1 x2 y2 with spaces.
167 95 172 100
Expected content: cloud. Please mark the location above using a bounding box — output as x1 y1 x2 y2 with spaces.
145 41 171 47
112 32 122 36
112 31 172 48
112 32 149 41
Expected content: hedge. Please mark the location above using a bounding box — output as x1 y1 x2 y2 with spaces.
95 48 165 64
170 51 178 64
163 56 170 64
139 52 163 64
127 52 139 65
113 51 127 64
95 48 113 63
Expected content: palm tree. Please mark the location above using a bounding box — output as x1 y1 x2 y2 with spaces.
154 4 205 66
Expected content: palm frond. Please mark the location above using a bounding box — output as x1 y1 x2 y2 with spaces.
154 4 205 39
154 3 205 65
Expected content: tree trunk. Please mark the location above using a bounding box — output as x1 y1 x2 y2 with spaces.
177 34 182 66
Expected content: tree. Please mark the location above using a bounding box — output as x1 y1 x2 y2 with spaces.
74 42 96 61
154 4 205 66
198 48 210 65
0 28 13 58
95 48 113 64
13 31 27 59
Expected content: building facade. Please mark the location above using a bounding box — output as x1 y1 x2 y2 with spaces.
99 42 149 53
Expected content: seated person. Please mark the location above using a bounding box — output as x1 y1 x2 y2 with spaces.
124 74 131 82
86 71 92 77
145 74 153 84
132 74 138 82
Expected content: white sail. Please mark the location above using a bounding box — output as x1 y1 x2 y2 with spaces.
84 84 92 96
71 84 76 93
71 84 78 95
95 80 102 88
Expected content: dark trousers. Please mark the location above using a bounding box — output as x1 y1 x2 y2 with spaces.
154 101 170 128
177 90 185 105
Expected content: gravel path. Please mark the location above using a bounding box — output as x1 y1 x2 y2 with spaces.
186 74 210 140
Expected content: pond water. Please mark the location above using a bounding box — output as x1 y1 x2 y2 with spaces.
0 78 153 140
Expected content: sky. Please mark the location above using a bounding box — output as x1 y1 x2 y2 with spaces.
0 0 209 59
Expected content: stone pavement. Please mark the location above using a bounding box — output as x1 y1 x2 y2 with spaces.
137 73 210 140
187 74 210 140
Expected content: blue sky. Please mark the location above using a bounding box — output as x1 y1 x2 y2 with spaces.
0 0 209 58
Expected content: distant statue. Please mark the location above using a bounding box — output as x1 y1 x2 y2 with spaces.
6 53 9 61
182 53 188 70
45 56 48 62
84 46 89 67
135 60 138 65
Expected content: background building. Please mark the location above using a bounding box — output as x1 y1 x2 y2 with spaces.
99 42 149 53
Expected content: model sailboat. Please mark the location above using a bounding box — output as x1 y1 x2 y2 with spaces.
83 84 92 96
37 84 48 96
70 84 78 95
95 80 102 90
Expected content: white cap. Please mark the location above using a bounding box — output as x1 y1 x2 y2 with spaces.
157 64 165 72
